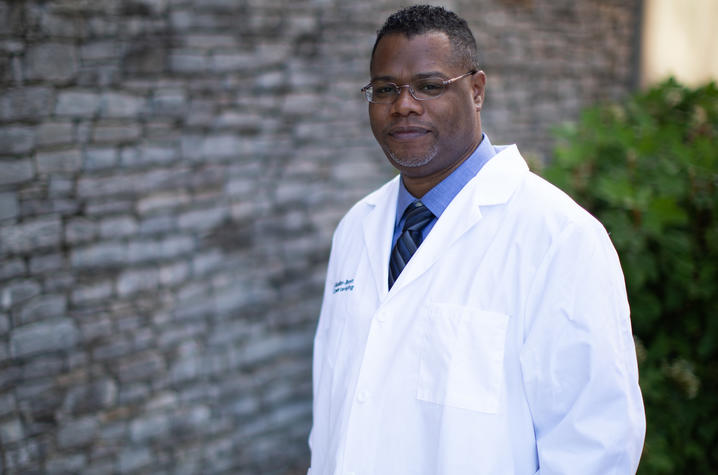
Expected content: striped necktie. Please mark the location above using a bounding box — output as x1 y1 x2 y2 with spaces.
388 200 435 289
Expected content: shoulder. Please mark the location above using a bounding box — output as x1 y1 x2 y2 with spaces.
517 169 605 234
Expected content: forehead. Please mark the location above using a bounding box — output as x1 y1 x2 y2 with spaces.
370 31 455 79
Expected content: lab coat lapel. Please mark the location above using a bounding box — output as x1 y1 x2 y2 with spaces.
388 145 528 295
362 176 400 301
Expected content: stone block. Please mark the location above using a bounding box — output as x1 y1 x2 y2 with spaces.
0 417 23 444
35 148 83 174
121 143 177 167
180 133 245 161
170 355 200 383
22 354 64 379
0 392 15 417
0 342 8 362
82 460 117 475
100 92 145 118
45 454 88 475
116 267 159 296
115 351 164 383
64 217 97 244
126 238 159 263
282 92 317 115
81 40 121 61
169 51 208 73
178 205 227 231
118 447 152 474
29 253 63 273
92 338 133 362
55 90 101 117
0 216 62 255
118 382 149 405
76 173 135 198
0 258 25 281
85 199 134 215
25 42 79 83
148 88 187 117
0 159 34 186
172 405 211 434
17 294 67 325
72 281 113 306
183 33 237 49
84 146 118 170
159 261 190 286
0 365 21 392
192 250 223 276
99 215 138 238
36 121 74 147
49 176 74 197
0 125 35 154
0 86 54 121
0 192 19 221
91 122 142 143
70 242 127 269
57 416 99 449
62 379 117 415
138 214 175 234
0 313 8 335
10 318 79 358
137 190 190 215
129 412 170 442
210 52 254 71
41 10 89 38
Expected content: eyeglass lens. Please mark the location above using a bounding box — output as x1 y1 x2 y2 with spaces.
368 78 448 103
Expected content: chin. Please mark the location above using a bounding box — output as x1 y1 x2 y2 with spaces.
386 145 438 171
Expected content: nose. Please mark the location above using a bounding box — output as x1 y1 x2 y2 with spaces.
390 85 423 116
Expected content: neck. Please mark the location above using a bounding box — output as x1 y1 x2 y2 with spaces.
401 135 482 198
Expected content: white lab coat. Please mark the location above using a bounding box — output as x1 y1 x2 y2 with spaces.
310 145 645 475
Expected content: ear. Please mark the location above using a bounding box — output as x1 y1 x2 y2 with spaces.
471 70 487 111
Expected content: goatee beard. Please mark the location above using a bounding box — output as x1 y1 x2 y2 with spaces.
387 144 438 169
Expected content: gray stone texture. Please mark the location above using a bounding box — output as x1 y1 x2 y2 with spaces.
0 0 641 473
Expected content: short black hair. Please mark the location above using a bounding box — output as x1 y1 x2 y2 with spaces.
371 5 480 70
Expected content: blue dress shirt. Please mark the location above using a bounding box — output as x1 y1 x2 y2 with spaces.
392 133 497 248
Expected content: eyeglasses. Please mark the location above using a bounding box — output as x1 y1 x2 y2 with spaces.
361 70 477 104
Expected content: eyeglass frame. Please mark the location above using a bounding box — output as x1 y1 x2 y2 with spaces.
361 70 477 104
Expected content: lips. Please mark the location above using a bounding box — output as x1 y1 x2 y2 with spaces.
387 125 432 141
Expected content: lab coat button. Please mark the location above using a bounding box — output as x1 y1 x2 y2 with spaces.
357 390 369 403
375 312 387 322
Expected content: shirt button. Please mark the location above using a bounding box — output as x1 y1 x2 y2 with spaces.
357 390 369 403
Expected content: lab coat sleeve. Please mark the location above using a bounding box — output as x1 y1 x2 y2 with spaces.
519 219 646 474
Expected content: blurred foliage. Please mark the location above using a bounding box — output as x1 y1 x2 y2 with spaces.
541 78 718 474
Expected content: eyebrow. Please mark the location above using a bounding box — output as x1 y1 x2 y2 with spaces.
370 71 449 82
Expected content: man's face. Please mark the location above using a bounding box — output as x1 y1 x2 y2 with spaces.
369 32 485 180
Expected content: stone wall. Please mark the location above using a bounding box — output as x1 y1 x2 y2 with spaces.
0 0 639 473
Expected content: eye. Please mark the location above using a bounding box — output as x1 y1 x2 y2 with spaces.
416 80 445 95
373 84 397 96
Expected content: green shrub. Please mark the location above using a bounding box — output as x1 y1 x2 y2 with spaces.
541 78 718 474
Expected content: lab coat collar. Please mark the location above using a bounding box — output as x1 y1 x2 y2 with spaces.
362 144 529 300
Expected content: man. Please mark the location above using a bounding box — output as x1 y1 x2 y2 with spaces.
310 5 645 474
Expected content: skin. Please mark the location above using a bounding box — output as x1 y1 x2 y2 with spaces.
369 32 487 197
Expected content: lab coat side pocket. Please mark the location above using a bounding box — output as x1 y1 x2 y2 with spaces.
417 304 509 414
320 299 348 369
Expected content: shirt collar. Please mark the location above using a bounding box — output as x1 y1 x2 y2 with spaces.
395 133 496 222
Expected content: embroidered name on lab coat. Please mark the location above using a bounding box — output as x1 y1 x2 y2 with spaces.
333 279 355 293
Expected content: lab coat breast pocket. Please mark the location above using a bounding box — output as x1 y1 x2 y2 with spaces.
417 304 509 414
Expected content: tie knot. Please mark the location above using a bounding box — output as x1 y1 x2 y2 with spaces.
402 201 434 233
